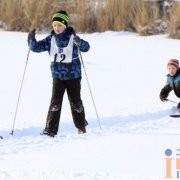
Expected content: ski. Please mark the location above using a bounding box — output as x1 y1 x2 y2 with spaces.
40 132 55 138
170 114 180 118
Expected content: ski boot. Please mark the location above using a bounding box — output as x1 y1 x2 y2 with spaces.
78 127 86 134
41 130 56 138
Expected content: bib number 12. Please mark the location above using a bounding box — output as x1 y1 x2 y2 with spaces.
60 54 66 62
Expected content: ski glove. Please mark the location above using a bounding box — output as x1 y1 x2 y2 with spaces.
28 29 36 44
73 36 82 47
160 94 168 102
177 103 180 109
66 26 75 35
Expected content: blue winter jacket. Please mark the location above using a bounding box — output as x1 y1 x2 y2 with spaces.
28 27 90 80
160 70 180 98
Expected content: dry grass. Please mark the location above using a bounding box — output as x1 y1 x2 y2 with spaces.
0 0 70 31
70 0 98 33
168 3 180 39
0 0 179 37
0 0 24 31
105 0 145 31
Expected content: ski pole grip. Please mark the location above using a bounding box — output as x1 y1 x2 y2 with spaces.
68 26 76 36
31 29 36 34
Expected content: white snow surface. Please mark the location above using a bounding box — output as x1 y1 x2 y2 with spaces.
1 31 180 180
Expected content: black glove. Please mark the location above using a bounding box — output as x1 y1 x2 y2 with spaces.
73 36 82 47
66 26 75 35
177 102 180 109
160 94 168 102
28 29 36 44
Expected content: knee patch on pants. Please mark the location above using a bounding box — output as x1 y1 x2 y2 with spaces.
50 105 60 112
71 102 83 113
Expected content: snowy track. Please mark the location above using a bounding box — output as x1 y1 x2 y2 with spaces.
1 31 180 179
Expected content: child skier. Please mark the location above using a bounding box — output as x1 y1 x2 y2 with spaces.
160 59 180 108
28 10 90 137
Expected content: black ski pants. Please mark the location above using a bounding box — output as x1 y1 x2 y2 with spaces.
45 78 88 134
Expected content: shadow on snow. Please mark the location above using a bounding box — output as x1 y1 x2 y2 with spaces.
0 108 174 138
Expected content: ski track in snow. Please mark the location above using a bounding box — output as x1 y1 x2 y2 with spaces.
1 106 179 155
1 105 178 180
0 97 180 180
0 106 178 180
1 31 180 179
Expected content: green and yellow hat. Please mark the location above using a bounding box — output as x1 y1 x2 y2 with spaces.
52 11 69 28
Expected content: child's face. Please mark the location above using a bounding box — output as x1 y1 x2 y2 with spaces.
167 64 179 76
52 23 65 34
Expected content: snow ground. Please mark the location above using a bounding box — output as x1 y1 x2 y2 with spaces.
1 31 180 179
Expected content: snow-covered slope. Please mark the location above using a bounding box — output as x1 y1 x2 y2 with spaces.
1 31 180 180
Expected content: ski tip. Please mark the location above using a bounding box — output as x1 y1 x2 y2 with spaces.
170 114 180 118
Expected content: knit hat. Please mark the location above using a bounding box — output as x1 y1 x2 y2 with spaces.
52 11 69 28
167 59 179 69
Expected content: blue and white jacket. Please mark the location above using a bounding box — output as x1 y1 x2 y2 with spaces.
28 27 90 80
160 70 180 98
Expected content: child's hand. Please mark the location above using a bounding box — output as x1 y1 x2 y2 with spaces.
160 94 167 102
28 29 36 44
73 36 82 47
177 103 180 109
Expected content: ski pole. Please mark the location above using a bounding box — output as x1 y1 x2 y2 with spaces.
167 99 178 104
10 46 31 135
78 47 102 129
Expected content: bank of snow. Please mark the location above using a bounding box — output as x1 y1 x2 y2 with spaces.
0 31 180 179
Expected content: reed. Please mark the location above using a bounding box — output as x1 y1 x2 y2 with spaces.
0 0 178 37
168 3 180 39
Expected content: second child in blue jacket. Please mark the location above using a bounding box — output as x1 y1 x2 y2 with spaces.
160 59 180 108
28 10 90 137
